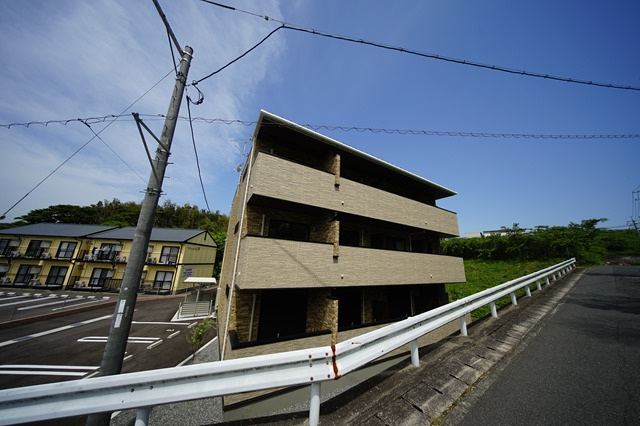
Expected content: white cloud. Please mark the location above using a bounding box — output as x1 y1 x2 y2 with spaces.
0 0 285 221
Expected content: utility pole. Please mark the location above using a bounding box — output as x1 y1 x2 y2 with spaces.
86 43 193 426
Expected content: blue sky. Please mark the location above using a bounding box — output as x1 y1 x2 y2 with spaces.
1 0 638 236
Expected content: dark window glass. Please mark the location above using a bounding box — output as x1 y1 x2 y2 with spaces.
153 271 174 290
15 265 41 284
160 246 179 264
257 289 308 339
89 268 114 287
268 220 309 242
339 229 360 247
25 240 51 257
46 266 68 285
56 241 77 259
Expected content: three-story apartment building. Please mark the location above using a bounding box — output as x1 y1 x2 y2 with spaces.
217 111 466 362
0 223 216 294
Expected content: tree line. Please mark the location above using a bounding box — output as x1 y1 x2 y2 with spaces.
1 199 229 276
442 219 640 265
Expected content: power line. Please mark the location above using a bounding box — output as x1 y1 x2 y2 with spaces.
191 25 284 86
79 120 147 183
0 68 176 221
199 0 640 92
3 113 639 140
185 87 211 212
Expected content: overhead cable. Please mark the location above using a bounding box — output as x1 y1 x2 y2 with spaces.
0 68 176 220
3 114 638 140
199 0 640 92
185 87 211 212
191 25 284 86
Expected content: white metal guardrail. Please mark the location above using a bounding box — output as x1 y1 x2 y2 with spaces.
0 258 576 426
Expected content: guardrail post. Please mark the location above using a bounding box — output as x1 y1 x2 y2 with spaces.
552 273 557 281
135 407 151 426
309 382 321 426
459 316 468 336
510 292 517 305
410 339 419 367
545 276 551 286
525 285 531 297
490 302 498 318
536 280 542 291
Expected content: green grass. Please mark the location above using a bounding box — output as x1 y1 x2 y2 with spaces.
446 259 563 320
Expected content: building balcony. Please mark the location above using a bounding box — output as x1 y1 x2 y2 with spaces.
77 249 127 263
248 152 459 237
235 236 465 290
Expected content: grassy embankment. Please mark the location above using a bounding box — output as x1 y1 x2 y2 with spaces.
445 259 564 320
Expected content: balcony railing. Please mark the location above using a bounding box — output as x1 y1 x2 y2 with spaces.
77 250 127 263
249 153 459 236
235 236 465 289
67 276 123 291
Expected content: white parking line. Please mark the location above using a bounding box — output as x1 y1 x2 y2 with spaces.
78 336 160 344
51 299 109 311
132 321 192 326
167 331 181 339
0 296 48 307
0 315 113 348
18 299 79 310
0 364 99 377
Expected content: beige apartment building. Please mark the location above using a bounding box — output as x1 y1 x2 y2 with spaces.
217 111 466 362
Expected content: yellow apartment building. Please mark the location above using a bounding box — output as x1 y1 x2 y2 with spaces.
0 223 216 295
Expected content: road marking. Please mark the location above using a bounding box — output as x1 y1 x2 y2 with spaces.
17 299 82 310
0 364 98 377
51 299 108 311
147 339 163 349
132 321 192 326
0 295 39 306
78 336 160 344
0 314 113 348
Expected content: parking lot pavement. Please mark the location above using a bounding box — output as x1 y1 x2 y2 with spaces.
0 290 114 323
0 293 212 390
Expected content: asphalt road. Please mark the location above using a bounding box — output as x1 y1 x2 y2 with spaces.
0 293 213 390
444 265 640 425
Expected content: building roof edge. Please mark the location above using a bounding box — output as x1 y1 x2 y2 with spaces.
253 110 457 198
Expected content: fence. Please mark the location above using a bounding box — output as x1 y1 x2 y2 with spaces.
0 258 576 426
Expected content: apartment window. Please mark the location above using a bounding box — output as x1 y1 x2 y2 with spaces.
89 268 114 287
15 265 41 284
153 271 174 291
46 266 68 286
0 239 20 256
159 246 179 265
97 243 121 261
0 264 8 279
25 240 51 257
386 237 406 252
268 220 309 242
56 241 77 259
